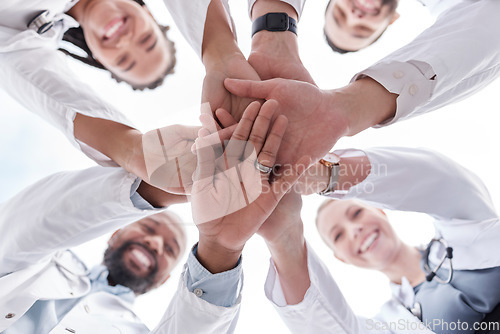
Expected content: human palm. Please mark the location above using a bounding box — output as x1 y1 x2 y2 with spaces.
191 101 310 253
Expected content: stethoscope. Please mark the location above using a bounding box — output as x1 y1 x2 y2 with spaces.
408 238 454 320
422 237 454 284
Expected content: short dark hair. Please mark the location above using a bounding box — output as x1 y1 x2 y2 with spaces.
59 0 176 91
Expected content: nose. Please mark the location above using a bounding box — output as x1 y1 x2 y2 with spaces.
351 7 366 18
350 223 363 239
144 235 164 255
115 31 133 48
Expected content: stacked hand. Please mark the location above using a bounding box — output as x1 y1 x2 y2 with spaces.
191 100 310 273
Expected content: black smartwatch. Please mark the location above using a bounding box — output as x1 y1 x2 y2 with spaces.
252 12 297 37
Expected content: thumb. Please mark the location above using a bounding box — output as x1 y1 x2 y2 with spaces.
224 78 275 100
192 137 216 190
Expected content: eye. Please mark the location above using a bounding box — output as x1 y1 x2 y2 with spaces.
140 33 152 45
334 232 343 242
117 54 128 66
353 208 363 219
164 243 174 256
140 223 155 234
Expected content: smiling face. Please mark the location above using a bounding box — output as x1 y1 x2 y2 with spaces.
316 199 402 270
324 0 399 52
77 0 174 87
104 212 186 294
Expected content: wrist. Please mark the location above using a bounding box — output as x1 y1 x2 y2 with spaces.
298 163 330 195
336 77 398 136
197 237 242 274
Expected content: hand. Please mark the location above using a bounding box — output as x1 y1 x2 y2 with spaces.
140 125 200 195
192 100 310 273
249 31 316 85
202 52 262 122
258 189 303 248
224 78 350 167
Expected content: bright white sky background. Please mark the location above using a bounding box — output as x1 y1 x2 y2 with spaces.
1 0 500 332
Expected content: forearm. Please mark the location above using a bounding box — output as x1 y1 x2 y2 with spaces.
352 0 500 126
202 0 241 67
330 77 398 137
196 237 242 274
266 228 310 305
74 113 143 172
136 181 187 208
299 151 371 195
327 147 497 221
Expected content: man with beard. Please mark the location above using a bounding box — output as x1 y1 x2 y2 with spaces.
0 166 242 333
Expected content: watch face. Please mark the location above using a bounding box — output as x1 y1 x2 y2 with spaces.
323 152 340 164
266 13 289 31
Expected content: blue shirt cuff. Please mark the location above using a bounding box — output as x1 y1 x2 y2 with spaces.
185 244 243 307
129 178 155 210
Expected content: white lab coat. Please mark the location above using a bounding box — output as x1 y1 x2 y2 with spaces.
0 0 136 167
0 167 240 333
353 0 500 127
264 147 500 334
163 0 306 59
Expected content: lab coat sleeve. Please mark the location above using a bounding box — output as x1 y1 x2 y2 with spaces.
247 0 307 19
151 262 241 334
352 0 500 127
0 166 160 277
264 241 376 334
327 147 497 222
162 0 236 59
0 44 134 166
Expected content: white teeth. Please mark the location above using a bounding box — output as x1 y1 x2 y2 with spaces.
104 20 123 39
360 232 378 253
131 248 151 269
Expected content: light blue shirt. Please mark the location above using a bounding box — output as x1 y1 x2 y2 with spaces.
5 179 242 333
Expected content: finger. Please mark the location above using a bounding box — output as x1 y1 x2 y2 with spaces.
199 102 219 134
198 127 211 138
256 114 288 170
192 137 216 186
215 108 237 128
224 78 276 99
248 99 278 155
224 101 261 164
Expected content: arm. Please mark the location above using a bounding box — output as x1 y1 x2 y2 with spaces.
0 48 134 167
151 245 242 334
248 0 316 85
352 0 500 126
0 167 184 276
315 147 497 222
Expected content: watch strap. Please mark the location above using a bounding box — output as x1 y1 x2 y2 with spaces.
252 12 297 37
318 161 340 196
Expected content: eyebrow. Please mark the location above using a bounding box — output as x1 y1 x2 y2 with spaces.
123 61 136 72
146 38 158 52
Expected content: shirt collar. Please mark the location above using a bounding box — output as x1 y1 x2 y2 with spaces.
88 265 135 304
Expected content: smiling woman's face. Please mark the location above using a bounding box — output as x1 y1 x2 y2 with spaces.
324 0 399 52
316 199 402 271
78 0 173 87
